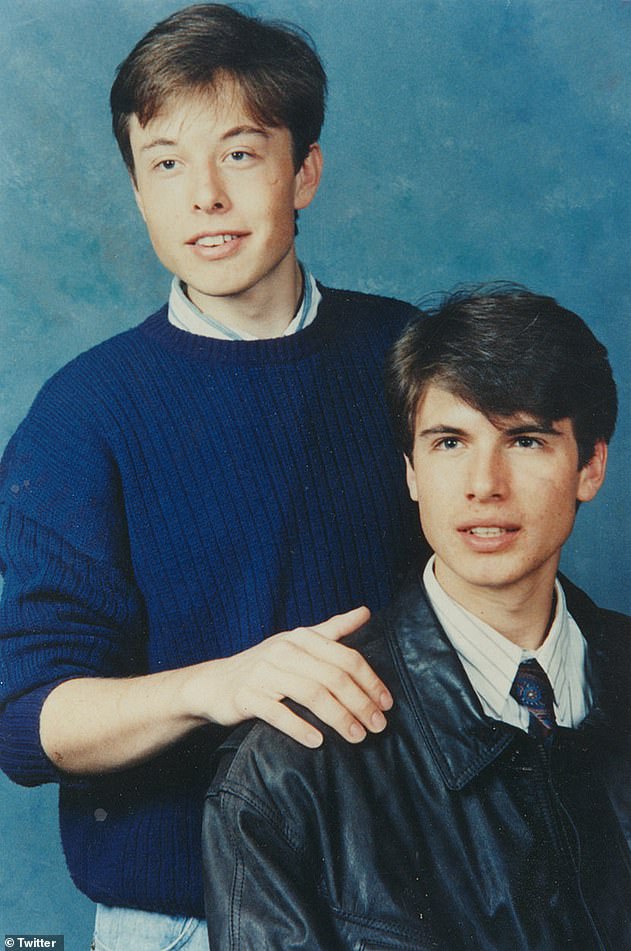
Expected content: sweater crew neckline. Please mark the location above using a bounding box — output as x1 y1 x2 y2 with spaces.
139 286 336 366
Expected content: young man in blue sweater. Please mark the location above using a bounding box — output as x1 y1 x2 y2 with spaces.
0 5 420 948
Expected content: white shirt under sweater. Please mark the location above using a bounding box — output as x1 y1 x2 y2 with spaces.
422 556 592 732
167 266 321 340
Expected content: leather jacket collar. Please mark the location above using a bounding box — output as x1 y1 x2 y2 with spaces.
381 572 629 791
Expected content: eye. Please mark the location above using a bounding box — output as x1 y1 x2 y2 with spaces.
513 436 542 449
156 159 177 171
436 437 462 450
229 150 250 161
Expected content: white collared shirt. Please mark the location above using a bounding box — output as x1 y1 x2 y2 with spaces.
423 556 592 731
167 266 321 340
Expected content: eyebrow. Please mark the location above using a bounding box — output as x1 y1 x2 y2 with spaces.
140 126 270 153
416 422 564 439
222 125 270 140
416 426 467 439
141 138 178 153
503 423 563 437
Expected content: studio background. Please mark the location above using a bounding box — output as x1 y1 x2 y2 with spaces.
1 0 629 944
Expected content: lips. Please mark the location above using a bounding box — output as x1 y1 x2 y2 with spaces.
192 233 239 248
457 522 520 553
187 231 247 247
186 231 248 261
458 522 519 535
467 527 516 537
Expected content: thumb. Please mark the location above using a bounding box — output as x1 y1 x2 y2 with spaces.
312 606 371 641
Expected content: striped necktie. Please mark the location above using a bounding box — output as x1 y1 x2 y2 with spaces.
510 659 557 737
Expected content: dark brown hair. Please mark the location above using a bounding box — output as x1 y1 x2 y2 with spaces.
385 284 618 468
110 3 327 175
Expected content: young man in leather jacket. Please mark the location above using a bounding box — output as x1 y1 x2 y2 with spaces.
203 285 630 951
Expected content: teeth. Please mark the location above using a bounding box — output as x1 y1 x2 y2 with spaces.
469 527 506 537
196 234 237 247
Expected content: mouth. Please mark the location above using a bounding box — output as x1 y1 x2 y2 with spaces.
189 233 242 248
465 526 517 538
457 523 520 551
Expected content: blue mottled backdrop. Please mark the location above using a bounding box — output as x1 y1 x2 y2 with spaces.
1 0 629 944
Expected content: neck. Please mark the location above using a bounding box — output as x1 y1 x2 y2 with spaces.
187 252 303 339
433 562 558 650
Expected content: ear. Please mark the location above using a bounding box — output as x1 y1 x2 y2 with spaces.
404 454 419 502
576 440 608 503
294 143 323 211
131 174 147 223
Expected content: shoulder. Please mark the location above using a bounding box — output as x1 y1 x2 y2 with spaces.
317 284 422 341
560 574 630 686
6 307 169 439
560 576 631 736
560 574 630 638
41 306 168 398
207 589 430 814
208 613 394 813
0 307 169 508
206 721 331 858
205 583 438 849
320 284 420 317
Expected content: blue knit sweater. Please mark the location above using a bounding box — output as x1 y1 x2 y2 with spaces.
0 286 422 916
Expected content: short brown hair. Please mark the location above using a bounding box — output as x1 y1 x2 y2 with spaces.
385 284 618 468
110 3 327 175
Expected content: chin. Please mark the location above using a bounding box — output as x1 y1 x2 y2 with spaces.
443 558 526 593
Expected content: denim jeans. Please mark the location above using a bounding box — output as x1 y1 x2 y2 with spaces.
91 904 209 951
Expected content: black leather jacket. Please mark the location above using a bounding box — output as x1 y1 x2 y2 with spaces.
203 575 631 950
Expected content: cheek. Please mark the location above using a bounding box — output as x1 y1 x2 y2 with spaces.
414 466 451 509
523 479 579 552
417 510 452 562
144 216 171 251
144 199 187 243
261 197 299 245
264 172 300 211
415 485 450 537
530 473 578 516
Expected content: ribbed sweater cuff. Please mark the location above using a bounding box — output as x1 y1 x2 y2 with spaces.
0 681 71 787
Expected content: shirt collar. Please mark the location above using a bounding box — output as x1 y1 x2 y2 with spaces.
422 556 581 724
167 265 321 340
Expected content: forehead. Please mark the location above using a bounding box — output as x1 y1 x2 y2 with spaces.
135 83 249 131
130 78 286 149
414 384 574 437
416 384 514 423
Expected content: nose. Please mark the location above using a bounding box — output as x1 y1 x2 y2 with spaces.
465 446 507 502
191 164 230 213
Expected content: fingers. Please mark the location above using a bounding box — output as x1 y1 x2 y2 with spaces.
311 606 371 641
202 608 393 747
285 620 393 715
244 688 325 749
235 653 386 747
221 615 392 747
